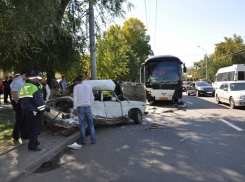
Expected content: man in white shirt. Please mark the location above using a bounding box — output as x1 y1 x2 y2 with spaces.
73 76 96 145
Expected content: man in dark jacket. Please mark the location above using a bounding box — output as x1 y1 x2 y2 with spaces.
114 79 123 96
19 70 47 151
3 76 11 103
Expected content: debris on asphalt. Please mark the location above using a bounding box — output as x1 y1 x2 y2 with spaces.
162 109 175 113
180 134 196 142
67 142 81 149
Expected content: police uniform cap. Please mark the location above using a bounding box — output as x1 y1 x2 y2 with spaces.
26 70 40 79
36 73 45 80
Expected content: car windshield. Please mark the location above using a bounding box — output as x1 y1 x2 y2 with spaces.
229 83 245 91
195 82 210 86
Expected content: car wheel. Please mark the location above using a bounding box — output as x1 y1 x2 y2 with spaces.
133 108 142 124
229 97 236 109
216 95 221 104
187 91 190 96
196 91 200 97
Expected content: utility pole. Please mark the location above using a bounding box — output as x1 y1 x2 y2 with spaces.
89 1 97 80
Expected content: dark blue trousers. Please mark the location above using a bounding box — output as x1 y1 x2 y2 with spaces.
11 100 28 139
23 109 41 150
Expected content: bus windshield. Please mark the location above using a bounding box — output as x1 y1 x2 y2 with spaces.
145 61 180 84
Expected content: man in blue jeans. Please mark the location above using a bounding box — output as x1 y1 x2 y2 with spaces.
73 76 96 145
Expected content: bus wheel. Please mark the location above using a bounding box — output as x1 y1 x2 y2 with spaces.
133 109 142 124
173 98 178 102
229 97 236 109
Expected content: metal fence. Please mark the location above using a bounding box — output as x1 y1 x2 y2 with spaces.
122 82 146 103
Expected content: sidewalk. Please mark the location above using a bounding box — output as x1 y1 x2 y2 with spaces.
0 104 81 182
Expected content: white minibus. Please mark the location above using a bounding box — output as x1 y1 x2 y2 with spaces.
212 64 245 90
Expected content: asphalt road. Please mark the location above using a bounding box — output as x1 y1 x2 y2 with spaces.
24 92 245 182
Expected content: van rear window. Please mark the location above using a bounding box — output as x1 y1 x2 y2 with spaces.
238 71 245 80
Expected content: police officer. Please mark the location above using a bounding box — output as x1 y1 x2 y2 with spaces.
19 70 47 151
10 69 31 140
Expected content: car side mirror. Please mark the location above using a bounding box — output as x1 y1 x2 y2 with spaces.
224 88 228 91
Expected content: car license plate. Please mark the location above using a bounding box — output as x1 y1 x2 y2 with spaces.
50 109 62 118
207 92 213 93
159 97 168 100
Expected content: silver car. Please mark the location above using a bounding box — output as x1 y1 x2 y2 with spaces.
215 82 245 109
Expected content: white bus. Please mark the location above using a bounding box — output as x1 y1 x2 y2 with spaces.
140 55 187 102
212 64 245 90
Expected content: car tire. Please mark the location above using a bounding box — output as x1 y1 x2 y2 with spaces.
187 91 190 96
196 91 200 97
229 97 236 109
133 108 142 124
216 95 221 104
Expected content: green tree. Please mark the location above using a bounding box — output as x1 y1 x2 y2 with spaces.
0 0 132 85
96 25 129 79
122 18 153 81
194 34 245 81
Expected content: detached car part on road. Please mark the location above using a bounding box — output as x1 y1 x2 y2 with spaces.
45 80 146 128
215 82 245 109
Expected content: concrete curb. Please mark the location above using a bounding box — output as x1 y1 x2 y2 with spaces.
5 132 81 182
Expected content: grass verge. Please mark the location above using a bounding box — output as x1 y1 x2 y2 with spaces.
0 109 16 152
0 109 49 153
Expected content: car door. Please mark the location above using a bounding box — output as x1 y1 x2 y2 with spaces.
102 91 123 119
92 91 107 119
218 83 227 101
222 83 229 102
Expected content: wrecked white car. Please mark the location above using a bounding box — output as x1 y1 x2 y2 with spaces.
45 80 146 128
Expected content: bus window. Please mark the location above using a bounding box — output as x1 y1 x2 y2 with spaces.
238 71 245 80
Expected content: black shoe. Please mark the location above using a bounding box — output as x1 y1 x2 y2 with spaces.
12 134 18 141
81 142 86 145
29 147 42 151
92 142 96 144
37 141 40 145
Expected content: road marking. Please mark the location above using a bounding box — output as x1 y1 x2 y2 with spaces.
219 119 244 131
186 101 193 105
180 134 196 142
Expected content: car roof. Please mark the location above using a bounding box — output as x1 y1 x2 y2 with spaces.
83 79 116 91
61 79 116 96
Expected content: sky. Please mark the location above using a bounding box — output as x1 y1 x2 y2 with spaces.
114 0 245 68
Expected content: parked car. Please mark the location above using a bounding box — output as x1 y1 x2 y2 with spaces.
187 81 215 97
182 81 191 92
45 80 146 128
215 82 245 109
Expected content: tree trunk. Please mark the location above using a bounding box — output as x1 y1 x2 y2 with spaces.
45 0 70 99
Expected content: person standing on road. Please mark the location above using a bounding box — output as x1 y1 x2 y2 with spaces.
10 69 31 140
73 76 96 145
19 70 47 151
59 76 67 93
